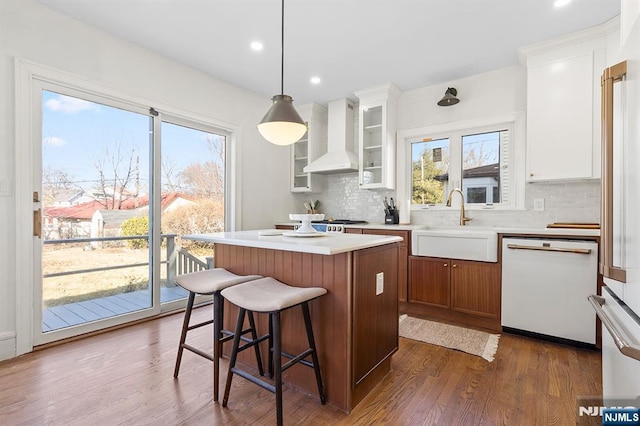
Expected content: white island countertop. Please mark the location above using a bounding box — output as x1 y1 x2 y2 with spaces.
183 230 403 255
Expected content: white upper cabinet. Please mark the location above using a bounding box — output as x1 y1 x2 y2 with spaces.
355 83 401 189
521 32 608 182
290 103 326 192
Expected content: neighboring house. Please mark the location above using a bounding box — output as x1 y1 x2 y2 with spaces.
119 193 195 213
44 200 105 240
90 209 145 248
436 163 501 204
48 188 94 207
44 192 195 241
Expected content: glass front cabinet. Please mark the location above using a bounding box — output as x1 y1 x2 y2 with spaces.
355 83 400 189
290 102 327 192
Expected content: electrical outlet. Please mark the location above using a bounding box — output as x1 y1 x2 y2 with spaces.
534 198 545 211
376 272 384 295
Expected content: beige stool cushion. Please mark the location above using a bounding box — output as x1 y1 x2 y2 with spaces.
175 268 262 294
221 277 327 312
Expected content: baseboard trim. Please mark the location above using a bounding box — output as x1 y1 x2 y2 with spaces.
501 327 597 350
0 332 17 361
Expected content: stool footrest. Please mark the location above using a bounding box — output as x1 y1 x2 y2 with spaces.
280 349 315 373
186 319 214 332
230 367 276 394
181 344 214 362
220 328 259 344
236 333 269 354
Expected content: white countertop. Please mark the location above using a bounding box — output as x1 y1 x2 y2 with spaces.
276 221 600 237
494 226 600 237
183 230 403 255
274 222 429 231
413 226 600 238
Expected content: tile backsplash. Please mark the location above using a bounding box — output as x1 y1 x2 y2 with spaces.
294 173 600 228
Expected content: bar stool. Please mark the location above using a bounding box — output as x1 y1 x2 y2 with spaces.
173 268 263 401
221 277 327 426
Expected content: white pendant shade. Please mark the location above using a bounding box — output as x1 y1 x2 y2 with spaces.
257 94 307 145
257 121 307 145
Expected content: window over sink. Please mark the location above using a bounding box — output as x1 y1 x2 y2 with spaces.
398 113 525 211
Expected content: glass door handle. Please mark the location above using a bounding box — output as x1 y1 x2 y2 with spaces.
33 208 42 238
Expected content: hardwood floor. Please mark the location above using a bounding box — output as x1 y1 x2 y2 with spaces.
0 306 602 425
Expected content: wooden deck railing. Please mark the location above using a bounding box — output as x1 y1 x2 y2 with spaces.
44 234 213 286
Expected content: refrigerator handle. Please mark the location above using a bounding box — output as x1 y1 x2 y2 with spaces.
588 294 640 362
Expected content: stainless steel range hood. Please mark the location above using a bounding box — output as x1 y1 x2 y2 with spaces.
303 98 358 174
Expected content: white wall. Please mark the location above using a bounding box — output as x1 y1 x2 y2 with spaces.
397 66 526 131
311 65 601 228
0 0 298 360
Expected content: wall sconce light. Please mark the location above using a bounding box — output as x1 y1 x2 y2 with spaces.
437 87 460 107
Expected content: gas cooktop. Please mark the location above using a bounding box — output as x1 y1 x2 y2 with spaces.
312 219 368 225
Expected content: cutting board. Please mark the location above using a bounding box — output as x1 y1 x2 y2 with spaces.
546 222 600 229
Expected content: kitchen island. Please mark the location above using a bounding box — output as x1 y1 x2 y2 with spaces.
183 230 402 413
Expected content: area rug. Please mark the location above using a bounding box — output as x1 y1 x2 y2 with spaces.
399 314 500 362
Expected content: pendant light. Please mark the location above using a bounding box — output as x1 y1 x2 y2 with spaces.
257 0 307 146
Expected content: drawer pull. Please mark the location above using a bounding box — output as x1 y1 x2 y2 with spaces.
506 244 591 255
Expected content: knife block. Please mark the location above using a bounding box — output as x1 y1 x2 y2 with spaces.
385 210 399 225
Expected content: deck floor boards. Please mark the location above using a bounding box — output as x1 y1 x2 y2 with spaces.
42 287 189 332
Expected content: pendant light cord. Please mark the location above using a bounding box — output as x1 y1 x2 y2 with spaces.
280 0 285 95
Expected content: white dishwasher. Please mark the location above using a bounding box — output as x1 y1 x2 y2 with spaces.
501 237 598 344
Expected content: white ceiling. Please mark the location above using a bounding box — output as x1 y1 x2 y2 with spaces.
34 0 620 105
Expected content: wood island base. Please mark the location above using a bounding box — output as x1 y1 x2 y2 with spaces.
213 241 400 413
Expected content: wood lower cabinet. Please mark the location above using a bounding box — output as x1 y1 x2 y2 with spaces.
278 225 410 303
352 244 399 391
407 256 501 331
348 228 410 303
409 256 450 308
450 260 500 318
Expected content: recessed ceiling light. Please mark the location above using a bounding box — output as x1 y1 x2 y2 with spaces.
554 0 571 8
250 41 263 51
310 76 321 85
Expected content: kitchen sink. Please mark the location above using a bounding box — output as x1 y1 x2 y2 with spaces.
412 227 498 262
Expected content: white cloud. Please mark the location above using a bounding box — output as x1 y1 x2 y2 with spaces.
45 95 100 114
43 136 67 147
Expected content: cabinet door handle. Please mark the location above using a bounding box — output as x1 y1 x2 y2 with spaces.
452 264 457 268
443 263 448 267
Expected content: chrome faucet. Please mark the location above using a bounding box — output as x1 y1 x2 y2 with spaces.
446 188 472 226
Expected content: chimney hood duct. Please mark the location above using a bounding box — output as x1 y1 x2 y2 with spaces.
303 98 358 174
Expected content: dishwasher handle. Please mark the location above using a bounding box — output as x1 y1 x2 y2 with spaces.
588 294 640 362
506 243 591 255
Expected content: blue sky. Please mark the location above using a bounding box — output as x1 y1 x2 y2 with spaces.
42 90 223 192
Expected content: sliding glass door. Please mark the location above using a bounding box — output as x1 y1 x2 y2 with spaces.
158 119 227 307
34 82 228 345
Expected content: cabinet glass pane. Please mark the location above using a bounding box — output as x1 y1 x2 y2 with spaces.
362 106 383 149
292 129 309 190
